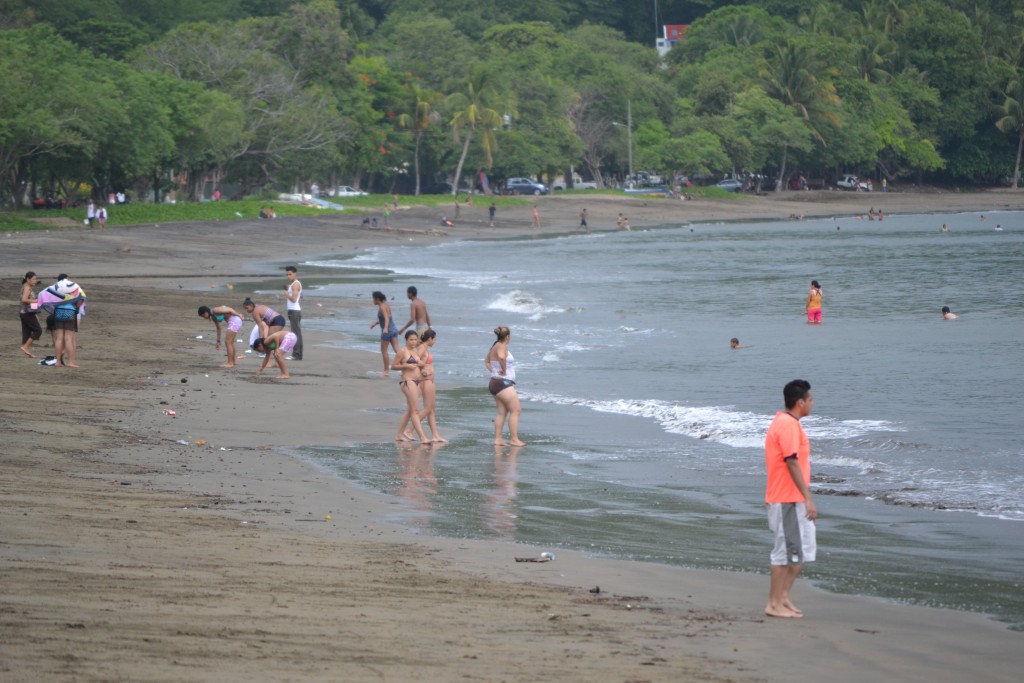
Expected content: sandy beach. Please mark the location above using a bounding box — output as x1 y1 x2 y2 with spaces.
3 189 1022 682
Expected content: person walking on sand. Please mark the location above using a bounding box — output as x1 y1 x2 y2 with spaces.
399 286 431 335
383 204 392 228
764 379 817 619
805 280 823 324
252 329 298 379
243 298 286 338
284 266 303 360
197 305 245 367
485 325 525 446
488 202 496 227
96 205 107 230
85 199 96 226
370 291 400 375
580 208 589 232
532 205 540 229
415 329 446 442
19 271 41 358
394 330 430 443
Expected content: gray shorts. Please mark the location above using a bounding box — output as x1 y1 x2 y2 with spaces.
768 502 816 566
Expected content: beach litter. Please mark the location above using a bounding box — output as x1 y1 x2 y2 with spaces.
164 409 177 417
175 440 189 445
515 552 555 563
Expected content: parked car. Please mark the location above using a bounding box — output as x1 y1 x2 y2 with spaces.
716 178 743 193
327 185 368 197
553 178 598 190
506 177 548 195
629 171 664 188
837 174 870 191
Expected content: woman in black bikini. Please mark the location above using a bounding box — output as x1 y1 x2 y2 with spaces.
394 330 430 443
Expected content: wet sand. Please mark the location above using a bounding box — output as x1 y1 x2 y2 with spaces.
2 189 1022 682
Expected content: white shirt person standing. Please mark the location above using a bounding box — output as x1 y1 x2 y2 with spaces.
284 266 303 360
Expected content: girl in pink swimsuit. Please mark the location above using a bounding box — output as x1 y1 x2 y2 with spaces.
252 329 297 379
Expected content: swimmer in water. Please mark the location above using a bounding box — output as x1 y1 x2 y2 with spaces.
941 306 958 320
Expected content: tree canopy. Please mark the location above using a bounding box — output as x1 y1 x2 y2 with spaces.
4 0 1024 204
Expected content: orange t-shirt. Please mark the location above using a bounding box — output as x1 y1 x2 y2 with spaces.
764 411 810 503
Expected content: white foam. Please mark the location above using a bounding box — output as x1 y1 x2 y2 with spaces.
486 290 568 321
520 392 902 448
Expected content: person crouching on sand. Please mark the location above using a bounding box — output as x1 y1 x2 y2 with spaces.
198 305 245 367
394 330 430 443
252 330 297 378
485 326 525 446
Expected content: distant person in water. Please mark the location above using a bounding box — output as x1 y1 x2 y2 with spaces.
941 306 958 320
730 337 744 349
805 280 823 324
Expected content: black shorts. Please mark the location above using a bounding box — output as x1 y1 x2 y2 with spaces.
489 378 515 396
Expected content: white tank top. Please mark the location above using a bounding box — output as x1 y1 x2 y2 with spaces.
489 349 516 382
286 280 302 311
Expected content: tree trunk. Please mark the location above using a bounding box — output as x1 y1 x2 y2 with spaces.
775 146 789 193
1014 131 1023 189
413 133 422 195
451 127 474 196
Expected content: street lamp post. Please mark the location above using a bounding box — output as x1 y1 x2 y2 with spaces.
612 99 633 187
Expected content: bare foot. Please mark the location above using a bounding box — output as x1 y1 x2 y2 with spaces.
764 604 803 618
276 374 290 379
403 431 415 440
430 436 448 443
396 434 412 442
508 440 527 446
66 363 80 368
21 346 36 358
220 363 235 368
782 599 803 616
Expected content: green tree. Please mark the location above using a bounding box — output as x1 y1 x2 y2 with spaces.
446 71 505 195
995 79 1024 188
397 84 442 195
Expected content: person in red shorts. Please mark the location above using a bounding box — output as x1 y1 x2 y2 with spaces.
764 379 817 618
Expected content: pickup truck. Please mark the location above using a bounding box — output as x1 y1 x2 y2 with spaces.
837 174 870 191
553 178 598 190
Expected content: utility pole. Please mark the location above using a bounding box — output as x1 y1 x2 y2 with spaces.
627 99 633 184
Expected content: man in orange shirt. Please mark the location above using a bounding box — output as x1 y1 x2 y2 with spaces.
764 379 817 618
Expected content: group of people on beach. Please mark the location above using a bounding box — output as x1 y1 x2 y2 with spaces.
19 271 85 367
197 266 304 378
372 287 524 446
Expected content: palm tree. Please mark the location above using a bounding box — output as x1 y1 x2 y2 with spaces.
995 79 1024 189
760 39 841 190
761 40 840 140
397 84 441 195
446 72 504 196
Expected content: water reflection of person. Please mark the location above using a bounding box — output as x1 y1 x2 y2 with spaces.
484 445 521 539
395 441 440 528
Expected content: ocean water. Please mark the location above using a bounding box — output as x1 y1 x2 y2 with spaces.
293 210 1024 627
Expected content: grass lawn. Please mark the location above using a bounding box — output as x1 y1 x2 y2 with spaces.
1 195 531 232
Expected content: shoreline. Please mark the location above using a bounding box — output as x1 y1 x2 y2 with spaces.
3 191 1022 682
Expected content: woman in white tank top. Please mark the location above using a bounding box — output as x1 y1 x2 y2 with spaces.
484 325 525 446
